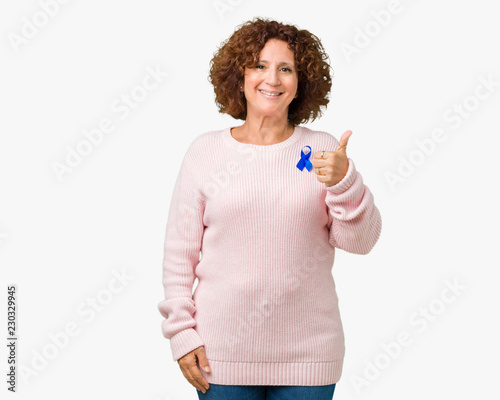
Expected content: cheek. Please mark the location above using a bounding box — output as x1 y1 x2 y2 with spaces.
287 80 298 92
286 76 298 90
244 72 261 86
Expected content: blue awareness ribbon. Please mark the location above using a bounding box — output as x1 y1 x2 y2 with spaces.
296 145 313 171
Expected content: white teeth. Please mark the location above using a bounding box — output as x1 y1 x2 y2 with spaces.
259 90 281 96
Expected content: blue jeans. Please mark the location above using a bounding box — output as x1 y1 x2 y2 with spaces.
196 383 336 399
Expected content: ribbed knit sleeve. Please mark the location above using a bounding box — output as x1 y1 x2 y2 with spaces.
157 143 205 361
324 156 382 255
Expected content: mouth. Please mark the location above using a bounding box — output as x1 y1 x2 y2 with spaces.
259 89 283 97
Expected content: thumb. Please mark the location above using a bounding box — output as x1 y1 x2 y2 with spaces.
337 130 352 151
196 346 211 373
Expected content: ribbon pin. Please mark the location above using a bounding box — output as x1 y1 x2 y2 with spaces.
296 145 313 171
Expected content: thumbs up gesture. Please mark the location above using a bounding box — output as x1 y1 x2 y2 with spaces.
311 130 352 187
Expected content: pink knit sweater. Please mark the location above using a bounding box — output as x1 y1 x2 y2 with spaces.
157 125 382 386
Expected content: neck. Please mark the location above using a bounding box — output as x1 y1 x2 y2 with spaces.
235 115 294 145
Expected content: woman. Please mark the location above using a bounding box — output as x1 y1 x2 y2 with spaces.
157 17 382 399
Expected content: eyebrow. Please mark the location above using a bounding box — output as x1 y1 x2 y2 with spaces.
258 59 294 67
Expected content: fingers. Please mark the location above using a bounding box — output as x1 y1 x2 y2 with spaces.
178 346 211 394
313 130 353 159
337 130 353 151
197 346 211 375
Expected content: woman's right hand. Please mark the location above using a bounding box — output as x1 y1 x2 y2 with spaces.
177 345 211 394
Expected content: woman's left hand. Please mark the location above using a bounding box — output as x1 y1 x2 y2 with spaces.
311 130 353 187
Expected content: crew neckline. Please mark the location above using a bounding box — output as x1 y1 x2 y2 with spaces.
223 125 303 152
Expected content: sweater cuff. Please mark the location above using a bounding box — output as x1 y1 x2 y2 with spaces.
325 158 356 194
169 328 205 361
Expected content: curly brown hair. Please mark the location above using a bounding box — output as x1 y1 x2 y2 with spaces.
208 17 333 126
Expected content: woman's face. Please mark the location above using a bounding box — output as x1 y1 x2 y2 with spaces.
242 39 298 120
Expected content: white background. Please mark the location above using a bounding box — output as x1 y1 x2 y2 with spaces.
1 0 499 399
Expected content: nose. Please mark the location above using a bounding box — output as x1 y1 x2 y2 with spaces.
266 67 281 86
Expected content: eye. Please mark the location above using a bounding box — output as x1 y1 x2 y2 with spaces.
254 65 292 72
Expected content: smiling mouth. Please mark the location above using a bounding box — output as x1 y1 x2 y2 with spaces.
259 89 283 96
